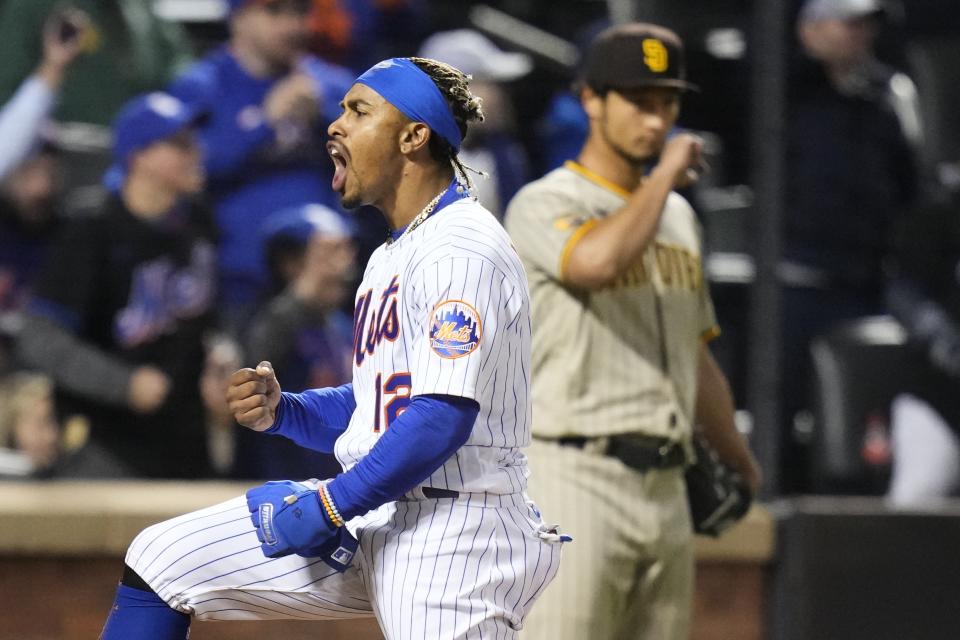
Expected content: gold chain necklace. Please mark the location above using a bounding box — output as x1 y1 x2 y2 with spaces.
386 187 448 246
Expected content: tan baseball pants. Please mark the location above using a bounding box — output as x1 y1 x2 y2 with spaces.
520 437 693 640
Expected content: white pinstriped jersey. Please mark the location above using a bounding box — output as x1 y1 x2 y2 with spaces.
121 197 563 637
334 195 533 495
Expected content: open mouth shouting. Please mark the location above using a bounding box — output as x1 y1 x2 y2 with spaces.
326 140 349 194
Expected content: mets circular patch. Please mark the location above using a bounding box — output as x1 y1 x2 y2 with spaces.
429 300 482 359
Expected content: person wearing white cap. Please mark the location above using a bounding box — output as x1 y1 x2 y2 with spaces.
778 0 921 491
800 0 887 23
418 29 533 218
418 29 533 83
798 0 895 90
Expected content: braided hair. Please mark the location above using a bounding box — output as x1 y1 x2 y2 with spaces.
407 56 485 193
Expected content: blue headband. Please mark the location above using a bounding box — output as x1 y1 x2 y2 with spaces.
355 58 462 153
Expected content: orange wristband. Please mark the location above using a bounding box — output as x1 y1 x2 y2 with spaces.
318 484 345 527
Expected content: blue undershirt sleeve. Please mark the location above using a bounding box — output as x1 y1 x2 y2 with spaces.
324 394 480 520
266 383 356 454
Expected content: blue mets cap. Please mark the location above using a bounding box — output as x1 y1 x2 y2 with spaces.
103 92 204 191
260 204 354 245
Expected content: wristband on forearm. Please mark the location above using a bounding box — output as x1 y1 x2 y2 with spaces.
318 482 345 527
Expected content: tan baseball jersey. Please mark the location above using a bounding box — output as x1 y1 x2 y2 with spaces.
504 160 718 445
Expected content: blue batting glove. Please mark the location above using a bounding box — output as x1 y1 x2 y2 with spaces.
245 480 338 559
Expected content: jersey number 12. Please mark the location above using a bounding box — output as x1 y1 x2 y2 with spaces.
373 372 412 432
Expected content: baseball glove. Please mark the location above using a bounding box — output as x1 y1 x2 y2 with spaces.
685 432 752 537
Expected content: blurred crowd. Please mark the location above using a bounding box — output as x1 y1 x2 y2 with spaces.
0 0 958 501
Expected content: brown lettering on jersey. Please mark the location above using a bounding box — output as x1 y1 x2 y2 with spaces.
656 243 701 292
606 244 701 291
684 251 702 290
610 258 651 289
655 245 675 287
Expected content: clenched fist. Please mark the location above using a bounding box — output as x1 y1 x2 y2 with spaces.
227 361 282 431
658 133 705 189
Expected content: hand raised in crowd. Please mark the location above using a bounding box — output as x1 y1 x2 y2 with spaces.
227 361 282 431
657 132 705 189
128 365 172 414
263 72 319 126
37 8 90 88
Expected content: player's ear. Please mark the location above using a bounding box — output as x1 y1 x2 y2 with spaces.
581 86 605 121
398 122 431 156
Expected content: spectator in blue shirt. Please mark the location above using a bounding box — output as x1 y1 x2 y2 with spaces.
167 0 354 331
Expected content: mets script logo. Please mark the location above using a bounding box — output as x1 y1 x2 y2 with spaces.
114 243 215 349
354 275 400 367
642 38 669 73
429 300 482 359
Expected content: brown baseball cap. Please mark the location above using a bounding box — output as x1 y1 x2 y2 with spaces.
582 23 698 93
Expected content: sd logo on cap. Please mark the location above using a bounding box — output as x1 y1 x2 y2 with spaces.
581 23 698 93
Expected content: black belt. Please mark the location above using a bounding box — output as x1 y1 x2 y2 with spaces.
421 487 460 499
549 435 686 472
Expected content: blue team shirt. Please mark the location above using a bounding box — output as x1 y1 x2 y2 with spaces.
167 48 354 307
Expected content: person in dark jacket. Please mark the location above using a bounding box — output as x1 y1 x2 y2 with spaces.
780 0 921 490
16 92 218 478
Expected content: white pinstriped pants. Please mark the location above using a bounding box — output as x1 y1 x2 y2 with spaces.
125 487 563 639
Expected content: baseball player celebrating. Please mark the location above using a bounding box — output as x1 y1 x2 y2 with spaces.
100 57 564 640
504 24 761 640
